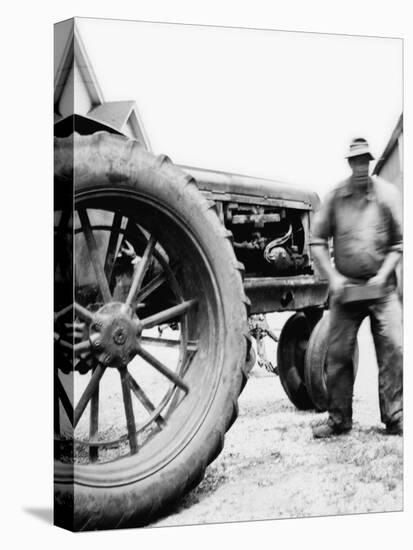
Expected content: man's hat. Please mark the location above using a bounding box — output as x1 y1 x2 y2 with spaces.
345 137 374 160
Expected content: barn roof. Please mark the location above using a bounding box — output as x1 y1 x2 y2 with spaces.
54 19 104 113
54 19 151 150
87 101 135 130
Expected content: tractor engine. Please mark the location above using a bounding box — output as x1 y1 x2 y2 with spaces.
225 204 311 277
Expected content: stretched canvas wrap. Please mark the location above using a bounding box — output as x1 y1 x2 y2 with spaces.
54 18 403 531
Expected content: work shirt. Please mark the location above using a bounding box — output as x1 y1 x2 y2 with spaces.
311 175 402 280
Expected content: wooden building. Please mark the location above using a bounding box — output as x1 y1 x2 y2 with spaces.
373 114 403 299
373 114 403 195
54 19 151 150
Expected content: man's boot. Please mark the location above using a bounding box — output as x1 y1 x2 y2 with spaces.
386 419 403 436
312 423 351 439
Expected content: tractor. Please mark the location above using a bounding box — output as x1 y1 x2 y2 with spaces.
54 114 356 530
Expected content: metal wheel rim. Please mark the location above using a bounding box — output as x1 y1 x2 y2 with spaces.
54 189 226 487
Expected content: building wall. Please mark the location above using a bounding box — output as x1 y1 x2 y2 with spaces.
398 133 403 182
123 119 135 139
377 143 402 196
74 62 95 115
58 58 94 117
58 64 74 118
374 130 403 300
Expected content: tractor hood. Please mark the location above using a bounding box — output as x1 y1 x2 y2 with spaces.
180 165 320 211
53 114 319 211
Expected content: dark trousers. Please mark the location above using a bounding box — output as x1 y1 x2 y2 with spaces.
327 290 403 430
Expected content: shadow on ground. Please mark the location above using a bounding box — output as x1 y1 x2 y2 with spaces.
24 507 53 525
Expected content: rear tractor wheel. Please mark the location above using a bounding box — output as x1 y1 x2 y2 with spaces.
54 132 249 530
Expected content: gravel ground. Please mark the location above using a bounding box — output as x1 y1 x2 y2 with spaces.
63 313 402 528
152 315 403 527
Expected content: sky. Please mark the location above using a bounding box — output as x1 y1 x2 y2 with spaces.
76 18 402 199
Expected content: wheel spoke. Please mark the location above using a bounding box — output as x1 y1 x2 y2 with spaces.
55 330 90 355
180 347 198 377
54 303 73 321
64 320 86 341
74 364 105 428
140 336 198 353
54 332 72 350
120 369 138 454
89 363 100 462
140 299 197 331
55 374 73 423
135 271 167 303
73 339 92 356
104 212 123 281
126 372 166 428
136 344 189 393
78 208 112 303
74 302 94 324
135 260 180 303
125 234 157 309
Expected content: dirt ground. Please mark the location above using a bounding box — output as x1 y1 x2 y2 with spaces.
66 312 402 527
152 314 403 527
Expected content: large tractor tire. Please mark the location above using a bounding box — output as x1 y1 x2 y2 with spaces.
304 312 359 412
276 312 316 410
54 132 249 530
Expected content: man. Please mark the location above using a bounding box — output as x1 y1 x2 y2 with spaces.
310 137 403 438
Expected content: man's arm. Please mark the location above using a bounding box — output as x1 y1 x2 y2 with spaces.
310 190 348 301
369 251 401 287
369 182 403 287
311 242 348 300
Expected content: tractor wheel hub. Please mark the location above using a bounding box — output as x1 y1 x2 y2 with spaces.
89 302 141 368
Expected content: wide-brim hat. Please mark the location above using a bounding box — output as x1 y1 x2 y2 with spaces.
345 137 374 160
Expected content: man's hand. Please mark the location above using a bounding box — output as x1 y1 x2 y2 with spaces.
120 240 137 260
368 251 401 289
368 272 387 289
329 272 347 303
